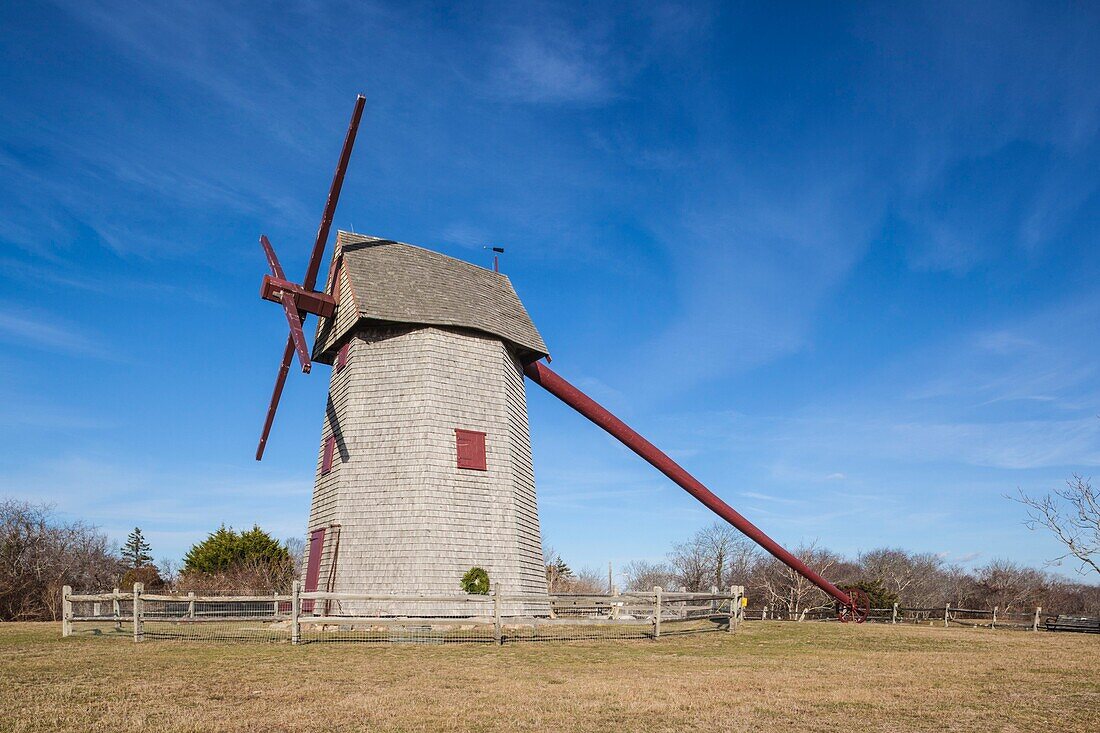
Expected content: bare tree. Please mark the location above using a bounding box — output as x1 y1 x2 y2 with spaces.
0 499 121 620
668 537 710 591
1013 475 1099 576
972 559 1047 613
561 566 607 594
543 546 574 593
158 557 180 588
284 536 306 578
751 541 842 619
858 548 945 607
697 522 757 589
622 560 677 591
666 522 758 591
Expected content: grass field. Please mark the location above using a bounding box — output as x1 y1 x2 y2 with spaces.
1 622 1096 732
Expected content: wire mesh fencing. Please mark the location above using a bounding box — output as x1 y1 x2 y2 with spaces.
66 589 133 639
61 584 745 645
744 602 1048 631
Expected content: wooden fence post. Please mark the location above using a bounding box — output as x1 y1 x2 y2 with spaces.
290 580 301 645
113 588 121 630
763 604 768 621
727 586 737 633
61 585 72 638
133 582 144 642
187 591 195 619
273 591 279 618
944 602 950 628
1033 606 1041 632
93 600 101 618
891 602 898 625
653 586 662 639
493 583 503 645
991 606 997 630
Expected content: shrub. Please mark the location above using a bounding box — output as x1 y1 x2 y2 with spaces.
180 525 294 593
121 564 165 590
846 579 900 610
183 525 289 574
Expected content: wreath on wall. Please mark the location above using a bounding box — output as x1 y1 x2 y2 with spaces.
460 566 490 595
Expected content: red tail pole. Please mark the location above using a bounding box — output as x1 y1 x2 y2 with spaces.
523 360 853 609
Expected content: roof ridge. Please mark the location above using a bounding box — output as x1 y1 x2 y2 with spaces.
336 231 510 282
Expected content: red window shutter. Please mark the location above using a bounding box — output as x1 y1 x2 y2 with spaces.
455 429 487 471
321 435 336 474
302 528 325 613
336 342 349 372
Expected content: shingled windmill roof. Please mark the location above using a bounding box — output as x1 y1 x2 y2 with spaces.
312 232 548 363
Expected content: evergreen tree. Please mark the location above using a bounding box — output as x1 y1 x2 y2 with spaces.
123 527 153 568
183 525 290 574
847 579 900 610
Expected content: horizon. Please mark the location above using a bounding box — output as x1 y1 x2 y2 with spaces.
1 2 1098 586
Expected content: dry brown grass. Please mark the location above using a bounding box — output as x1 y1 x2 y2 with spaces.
1 621 1096 732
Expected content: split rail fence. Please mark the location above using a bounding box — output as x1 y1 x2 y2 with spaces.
748 603 1055 631
62 583 745 644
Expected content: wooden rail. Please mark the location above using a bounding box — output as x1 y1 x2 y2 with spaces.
61 584 746 644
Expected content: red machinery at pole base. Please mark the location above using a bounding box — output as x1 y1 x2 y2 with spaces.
836 588 870 623
523 359 863 622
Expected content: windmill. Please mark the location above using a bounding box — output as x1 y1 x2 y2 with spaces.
253 95 868 621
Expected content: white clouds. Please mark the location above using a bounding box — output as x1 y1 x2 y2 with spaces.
636 173 879 387
0 306 112 359
853 4 1100 273
749 415 1100 473
739 490 802 505
490 34 613 105
905 299 1100 415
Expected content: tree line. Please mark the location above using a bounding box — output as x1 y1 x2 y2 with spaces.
0 499 300 621
5 487 1097 622
611 522 1100 617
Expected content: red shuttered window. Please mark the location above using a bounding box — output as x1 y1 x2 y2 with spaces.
321 435 336 474
336 342 349 372
302 528 325 614
455 429 487 471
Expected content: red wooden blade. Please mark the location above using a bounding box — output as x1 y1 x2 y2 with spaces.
279 292 312 373
259 235 286 280
302 94 366 292
256 337 295 460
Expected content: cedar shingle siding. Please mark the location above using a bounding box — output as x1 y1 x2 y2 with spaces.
301 236 550 617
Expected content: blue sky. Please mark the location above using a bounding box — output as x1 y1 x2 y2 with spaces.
2 1 1098 581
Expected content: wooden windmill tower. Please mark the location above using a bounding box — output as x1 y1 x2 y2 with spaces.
253 95 872 623
254 97 549 615
304 232 550 614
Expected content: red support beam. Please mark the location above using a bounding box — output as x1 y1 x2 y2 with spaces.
522 360 855 611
